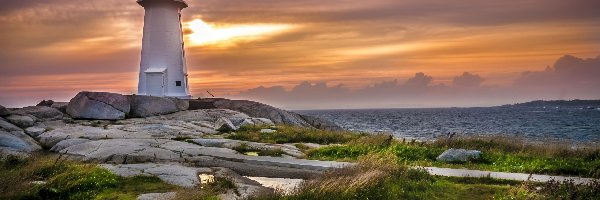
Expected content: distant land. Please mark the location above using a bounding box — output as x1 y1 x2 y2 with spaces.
501 99 600 108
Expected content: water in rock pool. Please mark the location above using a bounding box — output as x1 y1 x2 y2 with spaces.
297 107 600 143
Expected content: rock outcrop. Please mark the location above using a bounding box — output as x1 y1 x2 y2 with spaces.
50 102 69 113
192 98 342 130
100 163 212 187
12 106 64 120
436 148 482 163
0 104 9 117
0 130 42 155
212 99 311 127
5 114 36 128
215 117 237 132
296 114 343 131
67 92 130 120
0 117 24 132
36 100 55 107
128 95 184 118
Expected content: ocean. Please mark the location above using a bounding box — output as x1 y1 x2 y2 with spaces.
296 107 600 143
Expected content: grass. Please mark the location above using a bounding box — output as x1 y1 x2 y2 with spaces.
0 154 179 200
231 143 286 157
227 125 364 144
226 126 600 177
306 134 600 178
251 154 598 200
496 179 600 200
252 154 514 200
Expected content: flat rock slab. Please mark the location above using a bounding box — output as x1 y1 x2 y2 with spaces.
245 176 303 195
54 139 238 164
137 192 176 200
196 149 352 171
12 106 64 120
100 163 212 187
101 164 271 200
423 167 598 184
36 119 218 148
190 139 304 158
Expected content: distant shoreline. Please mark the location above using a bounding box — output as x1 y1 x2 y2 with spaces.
292 99 600 111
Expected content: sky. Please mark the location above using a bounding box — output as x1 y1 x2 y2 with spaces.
0 0 599 109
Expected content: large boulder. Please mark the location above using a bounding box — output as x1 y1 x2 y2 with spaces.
0 117 23 132
436 148 482 163
5 114 36 128
67 91 130 120
0 130 42 153
215 117 237 132
0 104 9 117
128 95 180 118
13 106 64 120
51 102 69 113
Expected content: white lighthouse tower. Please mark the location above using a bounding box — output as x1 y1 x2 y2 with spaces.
137 0 191 98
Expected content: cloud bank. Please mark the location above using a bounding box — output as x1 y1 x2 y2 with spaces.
232 55 600 109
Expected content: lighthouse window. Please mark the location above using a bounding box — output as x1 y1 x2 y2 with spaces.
176 81 182 86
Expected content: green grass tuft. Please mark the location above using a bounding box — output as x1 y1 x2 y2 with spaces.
0 154 180 200
227 125 364 144
232 143 286 157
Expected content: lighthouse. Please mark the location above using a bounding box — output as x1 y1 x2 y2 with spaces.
137 0 191 98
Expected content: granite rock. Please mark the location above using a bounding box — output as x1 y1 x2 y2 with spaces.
67 92 130 120
0 105 9 117
128 95 179 118
5 114 36 128
13 106 64 120
436 148 482 163
0 130 42 153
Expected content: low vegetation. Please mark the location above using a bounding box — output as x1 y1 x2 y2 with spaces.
0 154 214 200
308 135 600 178
250 154 599 200
227 125 364 144
253 154 515 200
232 143 286 157
496 179 600 200
227 125 600 178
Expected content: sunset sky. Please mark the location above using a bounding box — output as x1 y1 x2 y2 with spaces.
1 0 599 109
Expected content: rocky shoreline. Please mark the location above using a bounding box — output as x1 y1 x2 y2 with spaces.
0 91 347 199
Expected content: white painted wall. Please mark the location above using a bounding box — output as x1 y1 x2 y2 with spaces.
137 0 191 98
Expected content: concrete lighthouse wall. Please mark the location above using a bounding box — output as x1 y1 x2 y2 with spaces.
137 0 191 98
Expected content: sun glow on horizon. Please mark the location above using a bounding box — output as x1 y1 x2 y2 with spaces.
186 19 293 46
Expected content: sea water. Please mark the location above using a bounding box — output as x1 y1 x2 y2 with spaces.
297 107 600 142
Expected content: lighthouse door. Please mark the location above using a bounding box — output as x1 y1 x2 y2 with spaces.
146 73 165 96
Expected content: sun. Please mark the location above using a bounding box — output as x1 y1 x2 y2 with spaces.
186 19 293 46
